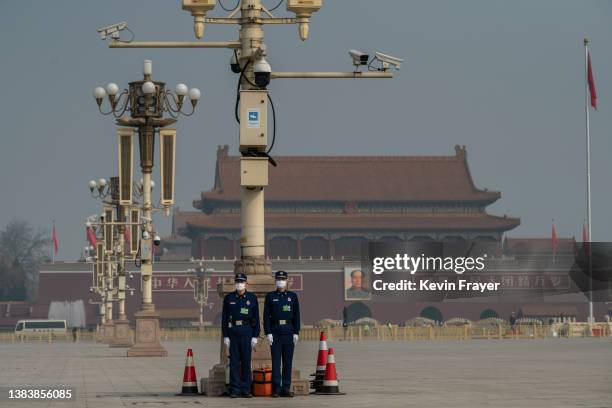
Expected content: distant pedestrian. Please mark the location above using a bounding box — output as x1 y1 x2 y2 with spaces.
342 307 348 340
72 327 78 342
509 312 517 336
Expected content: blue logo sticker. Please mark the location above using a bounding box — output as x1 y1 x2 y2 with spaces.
247 109 261 128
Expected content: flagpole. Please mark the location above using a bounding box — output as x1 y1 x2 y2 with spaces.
584 38 593 326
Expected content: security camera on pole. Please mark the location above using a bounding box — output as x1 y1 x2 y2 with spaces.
105 0 398 390
93 60 200 356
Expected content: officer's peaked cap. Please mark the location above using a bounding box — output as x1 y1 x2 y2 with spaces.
234 273 247 282
275 270 288 280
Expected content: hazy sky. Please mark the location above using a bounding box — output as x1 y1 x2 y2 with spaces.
1 0 611 260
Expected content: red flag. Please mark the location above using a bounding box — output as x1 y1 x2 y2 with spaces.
52 222 59 255
582 222 589 256
124 226 131 247
587 52 597 110
551 222 558 257
86 226 97 247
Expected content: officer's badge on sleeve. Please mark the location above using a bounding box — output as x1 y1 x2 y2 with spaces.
246 300 250 305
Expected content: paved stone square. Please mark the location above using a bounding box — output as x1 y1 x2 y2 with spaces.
0 338 610 407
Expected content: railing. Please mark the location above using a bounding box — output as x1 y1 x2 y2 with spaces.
0 323 609 343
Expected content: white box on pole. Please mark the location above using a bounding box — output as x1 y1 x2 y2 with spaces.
239 90 267 149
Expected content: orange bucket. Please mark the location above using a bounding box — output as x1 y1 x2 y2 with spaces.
252 368 273 396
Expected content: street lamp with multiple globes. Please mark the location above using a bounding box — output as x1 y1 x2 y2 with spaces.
93 59 200 357
86 176 139 348
187 262 215 327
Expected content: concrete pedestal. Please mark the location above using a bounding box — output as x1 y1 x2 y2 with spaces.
127 307 167 357
98 322 114 344
110 319 133 348
95 325 106 343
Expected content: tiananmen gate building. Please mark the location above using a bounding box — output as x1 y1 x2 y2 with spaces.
165 144 520 261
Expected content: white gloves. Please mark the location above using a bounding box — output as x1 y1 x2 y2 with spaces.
225 337 259 348
293 334 299 345
267 334 273 345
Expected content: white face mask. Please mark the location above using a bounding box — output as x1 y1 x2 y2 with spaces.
276 279 287 289
235 282 246 292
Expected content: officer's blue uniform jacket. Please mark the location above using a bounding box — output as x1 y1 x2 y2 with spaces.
221 290 260 395
263 290 300 336
222 290 260 338
263 289 300 394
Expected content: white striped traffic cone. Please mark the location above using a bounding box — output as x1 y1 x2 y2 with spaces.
312 331 329 392
177 348 199 395
314 347 345 395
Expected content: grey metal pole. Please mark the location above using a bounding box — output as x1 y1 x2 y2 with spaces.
584 38 594 327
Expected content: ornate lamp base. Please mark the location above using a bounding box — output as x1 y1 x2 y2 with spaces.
98 322 115 343
109 319 134 348
127 307 167 357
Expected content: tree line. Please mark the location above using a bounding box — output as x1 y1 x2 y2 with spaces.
0 221 49 301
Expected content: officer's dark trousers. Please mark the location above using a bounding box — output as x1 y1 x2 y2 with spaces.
229 333 252 394
271 334 294 393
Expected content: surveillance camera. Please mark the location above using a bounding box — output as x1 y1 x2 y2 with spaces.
374 52 403 71
129 273 134 279
89 288 94 293
230 51 241 74
349 49 370 68
253 57 272 89
97 22 128 40
142 231 150 240
153 235 161 246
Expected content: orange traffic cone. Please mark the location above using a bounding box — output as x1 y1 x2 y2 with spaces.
178 348 199 395
314 347 345 395
311 331 329 392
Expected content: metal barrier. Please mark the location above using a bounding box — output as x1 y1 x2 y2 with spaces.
0 323 609 343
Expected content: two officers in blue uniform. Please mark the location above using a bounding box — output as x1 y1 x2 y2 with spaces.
222 273 259 398
263 270 301 398
221 271 301 398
